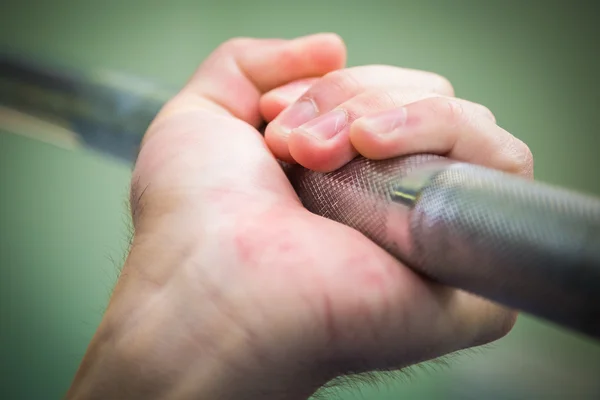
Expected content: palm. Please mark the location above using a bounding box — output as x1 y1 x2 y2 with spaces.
70 36 521 400
137 111 467 372
130 34 515 375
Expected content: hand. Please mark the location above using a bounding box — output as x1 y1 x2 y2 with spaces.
262 65 532 176
67 34 533 400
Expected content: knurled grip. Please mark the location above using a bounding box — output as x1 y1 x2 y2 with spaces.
3 55 599 338
285 155 600 339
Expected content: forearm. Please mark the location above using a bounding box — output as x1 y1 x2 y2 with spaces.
66 241 325 400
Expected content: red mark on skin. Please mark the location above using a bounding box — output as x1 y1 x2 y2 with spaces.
344 252 388 291
233 228 296 267
360 271 387 290
235 234 255 266
275 241 295 254
231 208 302 269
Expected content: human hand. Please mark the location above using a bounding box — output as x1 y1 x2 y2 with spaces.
67 34 533 400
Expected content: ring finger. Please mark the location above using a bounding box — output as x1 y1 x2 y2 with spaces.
263 65 454 163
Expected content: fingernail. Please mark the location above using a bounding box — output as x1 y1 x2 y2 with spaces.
358 107 408 135
296 109 348 141
275 99 318 135
270 80 313 104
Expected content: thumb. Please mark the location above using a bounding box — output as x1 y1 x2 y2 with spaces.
133 34 346 224
160 33 346 128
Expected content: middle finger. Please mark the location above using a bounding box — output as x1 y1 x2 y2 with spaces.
264 65 454 162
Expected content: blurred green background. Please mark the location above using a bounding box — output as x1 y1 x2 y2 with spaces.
1 0 600 398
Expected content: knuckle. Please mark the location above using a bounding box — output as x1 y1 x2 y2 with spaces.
318 69 361 95
428 72 455 96
496 135 534 178
477 104 497 123
381 89 403 109
219 37 253 52
355 88 403 111
429 97 467 127
427 97 497 130
446 99 466 125
511 139 534 178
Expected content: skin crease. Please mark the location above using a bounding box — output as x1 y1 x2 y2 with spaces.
66 33 533 400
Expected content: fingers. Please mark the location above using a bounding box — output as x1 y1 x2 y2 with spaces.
156 33 347 130
134 34 347 215
288 89 433 171
260 78 318 122
273 84 531 177
264 66 454 163
351 96 534 177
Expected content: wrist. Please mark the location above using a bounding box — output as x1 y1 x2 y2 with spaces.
67 235 329 400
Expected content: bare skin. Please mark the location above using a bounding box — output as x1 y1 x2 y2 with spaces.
66 33 533 399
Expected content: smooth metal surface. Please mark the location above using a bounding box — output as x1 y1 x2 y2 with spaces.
0 54 170 161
